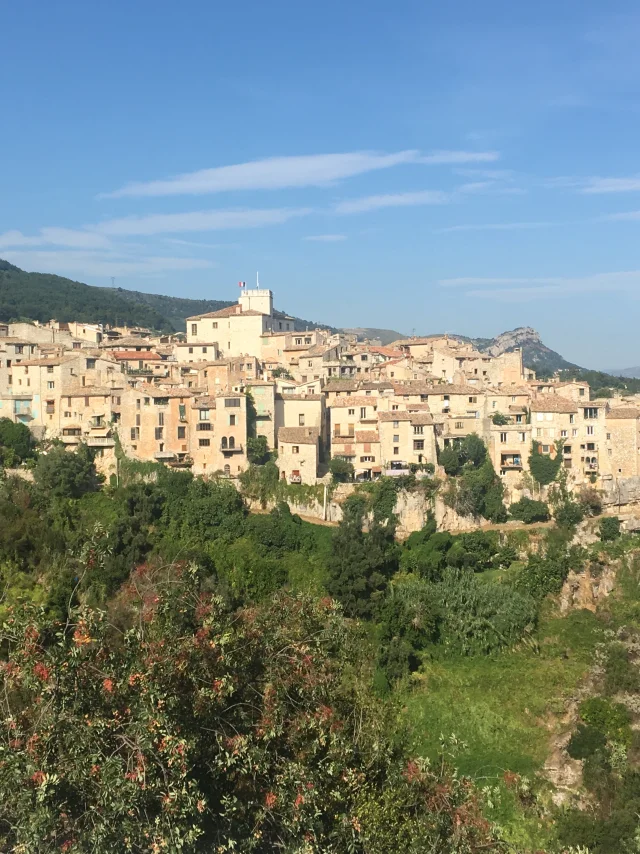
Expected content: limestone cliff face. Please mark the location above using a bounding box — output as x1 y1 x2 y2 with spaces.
470 327 578 374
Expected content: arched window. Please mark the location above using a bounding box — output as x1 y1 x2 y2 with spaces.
224 464 230 476
221 436 227 449
228 436 235 449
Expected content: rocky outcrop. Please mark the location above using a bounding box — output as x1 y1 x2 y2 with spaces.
559 564 617 614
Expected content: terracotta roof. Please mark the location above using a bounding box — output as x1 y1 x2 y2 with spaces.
355 430 379 443
489 386 533 397
379 412 412 422
405 403 431 411
191 396 218 409
275 393 324 402
410 413 434 425
327 396 378 408
186 305 266 320
607 408 640 419
278 426 320 445
101 337 155 348
369 346 403 358
530 396 578 413
113 351 162 361
136 385 193 399
64 386 123 397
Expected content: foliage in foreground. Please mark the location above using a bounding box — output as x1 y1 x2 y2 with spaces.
0 569 503 854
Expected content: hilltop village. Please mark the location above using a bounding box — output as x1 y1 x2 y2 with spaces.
1 284 639 499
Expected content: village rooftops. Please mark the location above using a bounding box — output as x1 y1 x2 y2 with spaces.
136 385 194 399
530 396 578 413
112 351 162 361
186 305 267 320
354 430 379 443
64 385 125 397
325 379 393 391
275 393 324 402
607 408 640 419
378 411 434 425
327 395 379 407
277 426 320 444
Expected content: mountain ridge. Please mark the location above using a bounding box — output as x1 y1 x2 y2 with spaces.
0 259 595 377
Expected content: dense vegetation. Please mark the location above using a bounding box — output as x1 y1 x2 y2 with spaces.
0 259 334 334
1 433 639 851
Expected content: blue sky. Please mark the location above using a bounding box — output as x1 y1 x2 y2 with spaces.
2 1 640 367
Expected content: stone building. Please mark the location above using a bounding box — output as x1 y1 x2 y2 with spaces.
277 426 320 485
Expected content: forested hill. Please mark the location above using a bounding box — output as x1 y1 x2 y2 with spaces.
0 260 335 333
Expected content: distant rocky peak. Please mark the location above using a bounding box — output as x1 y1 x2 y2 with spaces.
480 327 542 357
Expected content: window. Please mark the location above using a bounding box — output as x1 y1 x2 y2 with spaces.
468 396 477 403
86 358 96 370
360 456 375 462
228 436 235 449
136 414 141 426
188 347 194 354
84 396 90 407
413 425 424 434
299 413 305 426
393 447 399 455
360 407 366 419
519 432 526 443
144 397 150 406
587 425 594 436
542 444 550 453
308 361 313 367
572 428 578 437
225 398 241 407
229 414 236 426
199 409 210 421
500 432 507 443
130 427 140 440
305 337 311 344
292 445 299 454
155 427 163 440
199 438 210 447
569 414 575 424
586 442 596 451
136 398 141 410
47 381 54 389
536 428 543 438
212 322 218 329
564 445 572 454
47 365 54 374
455 421 463 429
413 440 424 451
607 433 611 440
516 414 523 423
191 324 197 335
197 422 212 431
579 388 585 396
443 395 450 402
561 430 568 437
584 407 599 419
392 404 399 411
348 408 355 415
158 412 164 426
202 347 208 354
393 434 399 443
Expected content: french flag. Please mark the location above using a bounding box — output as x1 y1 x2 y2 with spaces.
238 281 246 288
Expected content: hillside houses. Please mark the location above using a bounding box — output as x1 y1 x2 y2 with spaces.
1 284 638 494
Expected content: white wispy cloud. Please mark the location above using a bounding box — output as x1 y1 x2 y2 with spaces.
435 221 558 234
335 190 449 215
0 227 111 250
454 168 516 180
605 210 640 221
419 150 499 165
93 207 312 236
100 150 500 198
439 271 640 300
303 234 347 242
582 176 640 194
2 249 214 278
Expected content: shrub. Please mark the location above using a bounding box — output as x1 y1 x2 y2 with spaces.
329 457 354 483
528 440 562 485
0 417 36 465
603 643 640 695
580 486 603 517
439 446 460 476
579 697 632 745
567 724 607 760
555 499 584 529
246 435 270 465
509 497 550 524
491 412 509 426
33 444 100 499
599 517 621 542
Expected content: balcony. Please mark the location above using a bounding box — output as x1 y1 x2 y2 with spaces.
384 467 410 477
220 442 243 454
86 436 115 448
289 474 302 484
500 453 523 470
45 405 55 414
61 434 81 445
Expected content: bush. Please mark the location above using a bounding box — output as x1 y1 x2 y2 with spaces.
439 446 460 476
246 435 270 465
567 724 607 759
579 697 632 745
603 643 640 695
491 412 509 426
0 418 36 466
555 499 584 529
599 517 621 542
329 457 354 483
528 441 562 485
580 486 603 517
33 444 100 499
509 497 550 524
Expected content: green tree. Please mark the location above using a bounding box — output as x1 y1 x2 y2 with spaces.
599 516 621 542
491 412 509 426
247 435 270 464
528 440 563 485
438 446 460 476
329 456 354 482
509 497 550 524
33 445 99 499
0 417 36 466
